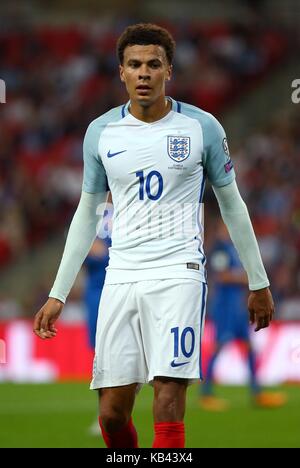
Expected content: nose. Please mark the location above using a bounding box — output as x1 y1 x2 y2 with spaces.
138 64 150 81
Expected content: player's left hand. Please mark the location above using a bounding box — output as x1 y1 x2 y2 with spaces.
248 287 274 332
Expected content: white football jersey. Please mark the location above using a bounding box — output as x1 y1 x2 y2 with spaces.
82 97 235 284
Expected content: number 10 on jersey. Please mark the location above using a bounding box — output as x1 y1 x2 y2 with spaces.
136 170 163 201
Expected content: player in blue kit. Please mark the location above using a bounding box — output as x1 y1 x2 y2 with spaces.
84 203 112 349
84 210 112 436
200 222 285 410
84 238 110 350
84 237 110 436
34 23 274 448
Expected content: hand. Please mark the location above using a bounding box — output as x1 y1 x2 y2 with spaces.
33 298 64 339
248 287 274 332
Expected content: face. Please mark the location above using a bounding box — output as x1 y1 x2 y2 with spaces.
119 44 172 107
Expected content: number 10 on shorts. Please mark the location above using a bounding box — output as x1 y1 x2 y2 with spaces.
171 327 195 358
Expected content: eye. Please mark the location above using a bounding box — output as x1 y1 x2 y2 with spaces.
129 62 140 68
150 62 161 68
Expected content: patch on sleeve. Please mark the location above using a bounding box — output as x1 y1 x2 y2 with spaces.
224 157 233 173
222 137 229 155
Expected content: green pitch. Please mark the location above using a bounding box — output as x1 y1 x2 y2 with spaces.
0 382 299 448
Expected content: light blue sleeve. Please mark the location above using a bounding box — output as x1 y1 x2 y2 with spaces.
82 120 108 194
180 102 235 187
82 106 125 193
201 113 235 187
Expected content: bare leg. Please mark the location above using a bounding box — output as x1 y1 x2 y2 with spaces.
98 383 138 433
153 377 188 422
152 377 188 448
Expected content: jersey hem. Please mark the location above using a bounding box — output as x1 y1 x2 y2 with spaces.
104 268 206 284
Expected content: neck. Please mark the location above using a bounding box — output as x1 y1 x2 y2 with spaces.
129 96 171 123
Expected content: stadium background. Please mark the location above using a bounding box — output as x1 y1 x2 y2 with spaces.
0 0 299 447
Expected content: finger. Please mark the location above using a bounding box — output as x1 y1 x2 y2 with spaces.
43 327 57 336
249 309 255 325
34 330 43 339
40 314 50 332
33 311 42 333
255 317 265 332
33 326 41 337
39 330 56 340
35 324 57 339
255 316 270 332
48 320 58 333
34 324 46 339
34 330 47 339
47 323 57 337
257 320 268 332
43 331 56 339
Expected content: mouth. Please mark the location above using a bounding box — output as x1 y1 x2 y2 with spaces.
136 85 151 94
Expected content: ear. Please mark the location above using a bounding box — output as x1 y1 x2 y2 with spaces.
165 64 172 82
119 64 125 83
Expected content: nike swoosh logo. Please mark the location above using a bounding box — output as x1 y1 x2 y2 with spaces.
170 360 190 368
107 150 127 158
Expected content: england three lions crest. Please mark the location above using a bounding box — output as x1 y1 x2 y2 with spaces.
167 136 191 162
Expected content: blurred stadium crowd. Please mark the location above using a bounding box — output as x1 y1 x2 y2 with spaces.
0 17 299 318
205 110 300 318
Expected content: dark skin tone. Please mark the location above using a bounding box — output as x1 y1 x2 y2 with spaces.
248 287 274 332
33 43 274 436
119 44 172 122
33 45 174 338
33 46 274 338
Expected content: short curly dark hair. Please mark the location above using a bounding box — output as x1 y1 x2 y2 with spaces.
117 23 176 65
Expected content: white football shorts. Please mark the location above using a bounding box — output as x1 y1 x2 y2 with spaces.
90 278 207 389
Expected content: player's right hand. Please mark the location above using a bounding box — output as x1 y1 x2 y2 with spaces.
33 298 64 339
